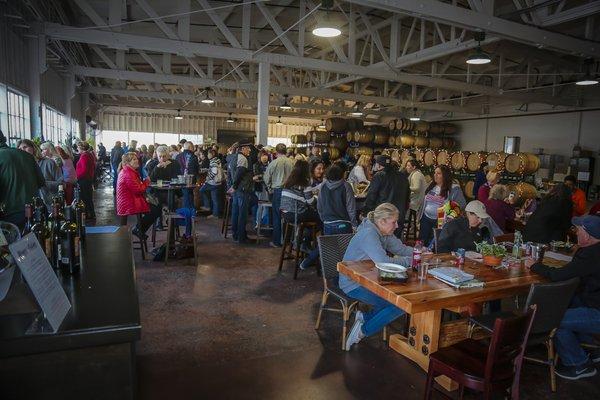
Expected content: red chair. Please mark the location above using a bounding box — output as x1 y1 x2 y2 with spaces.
424 305 537 400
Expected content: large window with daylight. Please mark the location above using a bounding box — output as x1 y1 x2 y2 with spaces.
42 105 65 144
267 137 291 147
7 89 30 145
179 134 203 145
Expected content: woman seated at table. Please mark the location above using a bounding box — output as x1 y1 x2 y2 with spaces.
117 152 162 240
477 170 500 204
341 203 413 351
347 154 372 184
523 183 573 244
485 184 515 233
436 200 494 253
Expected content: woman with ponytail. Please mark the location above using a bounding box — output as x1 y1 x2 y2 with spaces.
341 203 414 351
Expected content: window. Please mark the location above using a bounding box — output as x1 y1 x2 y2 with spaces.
99 130 128 150
7 89 30 145
154 133 178 145
71 119 80 140
128 132 154 148
179 134 203 145
267 137 291 147
42 105 66 144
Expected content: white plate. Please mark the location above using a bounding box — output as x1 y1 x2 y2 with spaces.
375 263 407 273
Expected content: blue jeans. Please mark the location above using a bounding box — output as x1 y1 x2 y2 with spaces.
303 222 353 267
555 303 600 367
419 215 437 248
271 188 283 246
182 188 194 209
347 286 405 337
249 193 259 224
200 183 222 216
231 191 250 242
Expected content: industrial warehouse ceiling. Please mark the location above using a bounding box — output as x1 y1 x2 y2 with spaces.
5 0 600 122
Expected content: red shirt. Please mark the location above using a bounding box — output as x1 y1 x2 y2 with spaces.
572 188 586 217
76 151 96 180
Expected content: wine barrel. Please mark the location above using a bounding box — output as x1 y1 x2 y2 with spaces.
388 119 398 131
442 137 456 149
428 123 443 135
327 147 342 160
329 136 348 151
442 124 458 135
486 152 508 172
373 132 389 145
346 118 364 131
305 131 314 142
504 153 540 175
436 149 450 166
400 149 412 166
466 151 487 172
423 149 437 167
291 134 307 144
414 149 425 163
464 180 475 199
415 121 430 133
387 134 398 147
509 182 538 200
399 134 415 148
325 117 347 133
312 131 331 143
450 151 468 171
353 130 374 144
414 136 430 148
399 118 414 131
428 137 443 149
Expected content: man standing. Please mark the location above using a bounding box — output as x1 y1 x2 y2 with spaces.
364 155 410 237
98 142 107 164
110 141 124 192
228 143 254 243
176 141 199 209
564 175 587 216
0 130 46 230
264 143 295 247
530 215 600 380
405 159 427 216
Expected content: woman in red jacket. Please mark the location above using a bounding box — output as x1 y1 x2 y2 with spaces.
76 142 97 219
117 152 161 239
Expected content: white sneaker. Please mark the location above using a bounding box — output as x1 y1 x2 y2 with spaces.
345 319 365 351
355 310 364 323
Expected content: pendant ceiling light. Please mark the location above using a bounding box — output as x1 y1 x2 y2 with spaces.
312 0 341 38
226 113 235 123
201 87 214 104
409 108 420 122
279 94 292 110
174 109 183 120
276 116 283 125
576 58 599 86
466 32 491 65
350 102 363 117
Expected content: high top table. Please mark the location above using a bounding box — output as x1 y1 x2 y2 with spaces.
338 253 567 391
0 227 141 400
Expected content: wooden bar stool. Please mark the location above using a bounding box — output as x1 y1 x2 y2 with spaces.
132 214 148 260
277 215 319 279
165 213 198 266
255 201 273 244
221 194 232 238
404 209 418 242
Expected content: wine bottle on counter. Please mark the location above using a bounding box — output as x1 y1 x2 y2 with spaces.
57 184 66 207
72 185 86 244
23 204 33 235
31 197 51 256
48 203 64 269
58 206 80 274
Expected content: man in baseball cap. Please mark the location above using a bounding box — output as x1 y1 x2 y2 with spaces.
531 214 600 380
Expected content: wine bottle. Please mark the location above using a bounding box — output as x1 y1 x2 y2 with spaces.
49 203 64 269
59 206 80 274
57 184 66 207
31 199 49 255
71 185 86 243
23 204 34 235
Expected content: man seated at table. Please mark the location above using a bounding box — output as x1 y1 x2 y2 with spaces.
529 215 600 380
436 200 497 253
341 203 413 351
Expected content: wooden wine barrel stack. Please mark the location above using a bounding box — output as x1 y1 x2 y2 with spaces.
398 134 415 148
450 151 468 171
414 136 430 148
353 130 374 144
325 117 347 133
509 182 538 200
466 151 487 172
423 150 437 167
388 119 398 131
373 131 389 145
428 123 443 135
415 121 430 133
486 152 508 172
312 131 331 144
346 118 364 131
400 149 412 166
442 137 456 149
464 180 475 199
399 118 414 131
436 149 450 166
414 149 425 163
305 131 314 143
504 153 540 175
387 134 398 147
442 124 458 135
428 137 443 149
291 134 307 144
327 147 342 160
329 136 348 151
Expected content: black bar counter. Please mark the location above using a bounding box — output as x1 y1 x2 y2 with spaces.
0 227 140 400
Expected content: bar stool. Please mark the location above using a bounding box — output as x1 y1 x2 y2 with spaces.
255 201 273 244
404 209 418 242
221 194 232 238
131 214 148 260
165 212 198 266
278 215 319 279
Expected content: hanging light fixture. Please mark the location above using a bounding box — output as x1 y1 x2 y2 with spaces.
201 87 214 104
276 116 283 125
466 32 491 65
226 113 235 123
576 59 599 86
409 108 421 122
174 109 183 120
312 0 341 38
279 94 292 110
350 102 363 117
318 119 326 129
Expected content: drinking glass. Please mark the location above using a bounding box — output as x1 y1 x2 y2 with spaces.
418 262 429 280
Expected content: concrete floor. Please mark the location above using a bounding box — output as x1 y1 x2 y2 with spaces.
92 185 600 400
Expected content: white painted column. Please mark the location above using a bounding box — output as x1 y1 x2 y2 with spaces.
28 34 44 139
256 61 270 145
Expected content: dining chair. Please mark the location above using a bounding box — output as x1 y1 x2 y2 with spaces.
315 234 358 350
468 278 579 392
424 305 537 400
493 233 515 244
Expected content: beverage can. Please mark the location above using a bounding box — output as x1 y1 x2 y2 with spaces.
412 240 423 271
456 248 465 266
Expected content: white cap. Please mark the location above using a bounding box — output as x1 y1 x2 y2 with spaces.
465 200 490 219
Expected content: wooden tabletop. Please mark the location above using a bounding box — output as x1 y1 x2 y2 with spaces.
338 254 567 314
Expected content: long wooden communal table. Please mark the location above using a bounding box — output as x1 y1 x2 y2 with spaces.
338 254 567 391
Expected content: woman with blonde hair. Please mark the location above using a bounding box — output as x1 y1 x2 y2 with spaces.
486 184 516 232
477 170 500 204
348 154 372 184
341 202 413 351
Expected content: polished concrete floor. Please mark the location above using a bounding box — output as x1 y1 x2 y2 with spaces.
93 185 600 400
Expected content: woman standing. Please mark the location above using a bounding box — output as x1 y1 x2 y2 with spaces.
39 142 65 196
418 165 466 245
342 203 413 350
348 154 372 184
76 142 96 220
56 145 77 203
309 159 325 188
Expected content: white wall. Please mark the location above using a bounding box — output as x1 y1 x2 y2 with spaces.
455 109 600 184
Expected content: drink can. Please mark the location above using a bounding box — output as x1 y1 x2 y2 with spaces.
456 248 465 266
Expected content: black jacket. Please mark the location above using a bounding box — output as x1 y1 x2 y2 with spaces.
523 197 572 244
364 166 410 222
176 150 199 177
233 154 254 193
436 216 491 253
532 242 600 309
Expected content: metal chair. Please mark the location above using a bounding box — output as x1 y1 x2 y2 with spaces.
468 278 579 392
315 233 358 350
425 306 537 400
